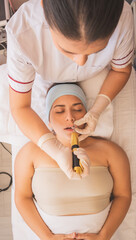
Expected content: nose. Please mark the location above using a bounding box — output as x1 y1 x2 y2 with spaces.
73 54 88 66
65 111 75 122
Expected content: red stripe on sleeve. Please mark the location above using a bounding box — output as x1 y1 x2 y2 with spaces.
8 74 34 85
111 56 132 66
9 85 32 94
112 49 133 61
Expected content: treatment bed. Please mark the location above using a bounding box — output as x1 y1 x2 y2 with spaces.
0 62 136 239
0 0 136 238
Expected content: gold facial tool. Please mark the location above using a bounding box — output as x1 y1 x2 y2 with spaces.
71 132 83 174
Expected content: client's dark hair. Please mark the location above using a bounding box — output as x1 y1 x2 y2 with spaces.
43 0 124 43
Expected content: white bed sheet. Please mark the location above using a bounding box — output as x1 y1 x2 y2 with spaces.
0 64 29 146
0 63 136 239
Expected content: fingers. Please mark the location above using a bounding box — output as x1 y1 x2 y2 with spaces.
64 232 77 239
74 117 86 126
74 148 90 163
68 169 82 180
75 125 91 135
80 159 90 177
74 233 87 239
74 111 98 136
80 158 90 170
74 148 90 177
75 233 98 239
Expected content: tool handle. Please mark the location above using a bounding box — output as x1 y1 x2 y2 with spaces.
71 132 83 174
72 152 80 169
72 147 83 174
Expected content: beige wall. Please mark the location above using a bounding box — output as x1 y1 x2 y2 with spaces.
12 0 28 10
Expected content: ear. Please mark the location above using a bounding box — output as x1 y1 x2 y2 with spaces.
41 0 43 7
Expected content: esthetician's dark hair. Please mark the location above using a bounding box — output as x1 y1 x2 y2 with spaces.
43 0 124 43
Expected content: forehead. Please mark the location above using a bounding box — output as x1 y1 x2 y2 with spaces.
50 28 109 55
52 95 83 107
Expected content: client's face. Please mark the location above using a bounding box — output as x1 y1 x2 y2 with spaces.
49 95 86 145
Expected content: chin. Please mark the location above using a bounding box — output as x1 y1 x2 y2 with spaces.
65 133 72 140
64 132 72 143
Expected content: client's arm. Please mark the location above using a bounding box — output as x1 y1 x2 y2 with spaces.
14 142 74 240
76 142 131 240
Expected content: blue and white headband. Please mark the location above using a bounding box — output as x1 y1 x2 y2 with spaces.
46 83 87 122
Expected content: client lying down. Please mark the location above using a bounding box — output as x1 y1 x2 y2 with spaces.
14 83 131 240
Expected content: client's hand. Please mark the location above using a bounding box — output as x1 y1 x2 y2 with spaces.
38 133 81 180
74 94 111 141
75 232 103 240
46 232 77 240
74 148 90 177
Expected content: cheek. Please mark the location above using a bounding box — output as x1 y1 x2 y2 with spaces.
76 110 86 119
74 111 86 128
49 114 64 131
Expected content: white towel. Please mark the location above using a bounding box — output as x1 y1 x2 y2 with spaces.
11 188 111 240
35 201 112 235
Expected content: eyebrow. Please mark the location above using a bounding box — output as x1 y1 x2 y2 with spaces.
58 44 107 55
58 40 109 55
58 45 77 54
53 103 83 108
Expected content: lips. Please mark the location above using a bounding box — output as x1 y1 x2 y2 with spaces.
64 126 75 130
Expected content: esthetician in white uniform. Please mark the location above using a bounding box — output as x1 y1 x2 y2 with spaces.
6 0 134 178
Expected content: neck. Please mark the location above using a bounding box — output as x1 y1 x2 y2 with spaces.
57 134 93 149
57 136 71 148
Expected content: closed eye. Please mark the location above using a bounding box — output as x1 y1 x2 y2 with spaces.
55 110 64 113
73 109 82 112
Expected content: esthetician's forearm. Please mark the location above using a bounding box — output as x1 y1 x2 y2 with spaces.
99 64 132 100
9 87 50 143
12 106 50 143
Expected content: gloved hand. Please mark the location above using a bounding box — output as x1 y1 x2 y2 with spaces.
74 94 111 141
37 133 81 179
73 148 90 178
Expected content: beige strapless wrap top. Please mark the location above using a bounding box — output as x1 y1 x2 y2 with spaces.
32 166 113 215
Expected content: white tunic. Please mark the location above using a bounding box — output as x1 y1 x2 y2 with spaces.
6 0 134 93
5 0 134 138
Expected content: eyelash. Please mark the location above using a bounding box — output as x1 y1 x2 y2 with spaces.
55 109 82 114
55 111 64 114
74 109 82 112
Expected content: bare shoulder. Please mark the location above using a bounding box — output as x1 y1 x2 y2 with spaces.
98 138 129 167
14 142 34 172
83 137 129 167
15 141 45 169
15 141 57 169
15 141 40 164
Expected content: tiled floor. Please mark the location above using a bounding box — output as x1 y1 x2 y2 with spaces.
0 143 13 240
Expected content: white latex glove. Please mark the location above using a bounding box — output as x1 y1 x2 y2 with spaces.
37 133 81 180
74 94 111 141
74 148 90 178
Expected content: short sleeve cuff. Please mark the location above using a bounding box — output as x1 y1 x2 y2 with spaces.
111 49 134 69
8 74 34 93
